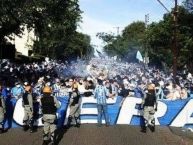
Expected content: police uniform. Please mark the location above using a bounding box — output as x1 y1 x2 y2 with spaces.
67 82 81 128
40 86 60 145
0 95 6 133
22 83 34 132
141 84 157 132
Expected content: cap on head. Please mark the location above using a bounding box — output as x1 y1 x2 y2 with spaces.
147 83 155 90
69 79 73 82
15 82 20 85
43 86 52 93
24 82 28 86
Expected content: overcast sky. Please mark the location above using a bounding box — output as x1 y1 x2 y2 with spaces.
78 0 183 51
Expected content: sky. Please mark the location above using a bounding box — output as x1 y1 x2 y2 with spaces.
78 0 183 51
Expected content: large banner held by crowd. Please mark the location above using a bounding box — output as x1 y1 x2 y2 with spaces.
4 96 193 128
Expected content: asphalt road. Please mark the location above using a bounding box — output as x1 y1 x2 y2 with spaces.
0 125 193 145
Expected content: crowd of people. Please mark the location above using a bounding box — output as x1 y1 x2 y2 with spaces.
0 57 193 144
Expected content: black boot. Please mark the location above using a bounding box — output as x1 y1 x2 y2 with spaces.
42 140 49 145
0 128 4 134
42 134 49 145
23 125 29 131
75 117 80 128
0 122 4 134
29 119 34 133
141 119 148 133
30 126 34 133
66 116 72 128
23 120 29 131
149 124 155 132
141 126 146 133
149 119 155 132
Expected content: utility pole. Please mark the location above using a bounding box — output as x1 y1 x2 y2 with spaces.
113 26 121 57
145 14 149 28
114 27 120 36
172 0 178 79
156 0 178 79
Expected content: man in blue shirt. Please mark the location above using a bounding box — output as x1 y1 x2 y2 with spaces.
94 79 110 127
11 82 25 100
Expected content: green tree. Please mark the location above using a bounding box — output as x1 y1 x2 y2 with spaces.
30 0 82 58
146 6 193 70
97 21 146 57
184 0 193 11
0 0 94 59
0 0 30 43
63 32 94 59
97 6 193 72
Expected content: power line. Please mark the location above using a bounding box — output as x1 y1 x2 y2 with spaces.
157 0 170 13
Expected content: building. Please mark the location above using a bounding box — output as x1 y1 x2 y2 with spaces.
7 26 35 56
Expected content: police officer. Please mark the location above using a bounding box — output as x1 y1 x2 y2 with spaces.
40 85 60 145
0 84 6 133
141 83 157 133
67 79 81 128
22 82 34 132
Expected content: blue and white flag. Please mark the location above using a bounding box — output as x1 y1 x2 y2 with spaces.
136 51 143 62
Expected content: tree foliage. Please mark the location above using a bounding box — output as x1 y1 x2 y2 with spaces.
184 0 193 11
0 0 29 42
98 6 193 71
146 6 193 70
0 0 93 59
97 21 146 57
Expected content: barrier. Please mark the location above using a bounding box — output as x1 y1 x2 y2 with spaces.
4 97 69 128
79 96 193 127
3 96 193 128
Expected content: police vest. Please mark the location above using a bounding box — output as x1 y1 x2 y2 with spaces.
144 93 156 107
22 92 29 105
41 96 57 115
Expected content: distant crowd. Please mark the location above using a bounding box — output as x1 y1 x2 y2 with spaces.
0 58 193 101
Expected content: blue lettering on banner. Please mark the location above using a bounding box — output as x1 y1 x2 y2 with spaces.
80 96 193 127
3 96 193 128
4 97 69 128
